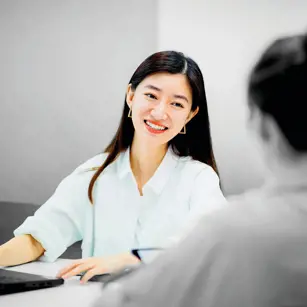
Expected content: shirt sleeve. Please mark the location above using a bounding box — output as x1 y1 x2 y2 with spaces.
171 166 227 244
189 166 227 213
13 154 106 262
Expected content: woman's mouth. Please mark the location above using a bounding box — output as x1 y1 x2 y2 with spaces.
144 120 168 134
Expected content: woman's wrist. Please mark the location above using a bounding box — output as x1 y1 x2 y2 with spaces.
0 244 9 266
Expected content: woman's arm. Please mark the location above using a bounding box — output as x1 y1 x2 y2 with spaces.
0 234 44 266
11 154 109 264
12 170 89 263
1 154 107 266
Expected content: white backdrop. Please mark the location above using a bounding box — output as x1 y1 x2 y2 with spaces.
0 0 157 204
157 0 307 195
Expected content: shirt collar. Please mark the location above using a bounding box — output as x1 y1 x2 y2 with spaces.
145 147 179 195
117 146 179 195
117 148 132 179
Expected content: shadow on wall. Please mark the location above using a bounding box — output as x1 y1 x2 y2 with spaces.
0 201 81 259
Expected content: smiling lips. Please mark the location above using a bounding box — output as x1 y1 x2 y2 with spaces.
144 120 168 134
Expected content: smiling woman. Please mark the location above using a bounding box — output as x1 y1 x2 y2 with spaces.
127 73 196 144
0 51 226 283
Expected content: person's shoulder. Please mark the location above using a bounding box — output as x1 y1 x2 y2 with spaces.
203 188 272 238
73 152 109 174
53 153 109 192
194 187 307 265
176 155 219 181
225 188 273 220
212 189 261 217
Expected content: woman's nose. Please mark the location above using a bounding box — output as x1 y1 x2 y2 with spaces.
151 101 167 120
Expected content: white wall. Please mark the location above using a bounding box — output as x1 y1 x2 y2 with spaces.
157 0 307 195
0 0 157 204
2 1 306 204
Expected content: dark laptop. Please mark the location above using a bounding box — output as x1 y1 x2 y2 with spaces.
0 268 64 295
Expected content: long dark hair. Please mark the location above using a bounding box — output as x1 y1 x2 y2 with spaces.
88 51 218 203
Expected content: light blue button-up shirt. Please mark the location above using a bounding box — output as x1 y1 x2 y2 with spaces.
14 147 226 262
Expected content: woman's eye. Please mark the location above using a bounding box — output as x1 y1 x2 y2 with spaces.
172 102 184 108
145 93 157 99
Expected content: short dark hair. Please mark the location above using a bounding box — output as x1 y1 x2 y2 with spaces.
248 33 307 152
88 51 219 203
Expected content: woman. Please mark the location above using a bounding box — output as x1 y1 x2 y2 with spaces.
0 51 226 283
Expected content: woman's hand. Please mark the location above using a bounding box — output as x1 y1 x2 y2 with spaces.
56 252 140 283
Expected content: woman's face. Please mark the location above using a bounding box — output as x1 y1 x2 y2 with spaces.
126 72 199 147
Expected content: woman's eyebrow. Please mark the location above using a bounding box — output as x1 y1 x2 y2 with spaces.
144 84 161 92
173 94 188 103
144 84 189 103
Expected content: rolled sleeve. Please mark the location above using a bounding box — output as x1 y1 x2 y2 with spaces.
14 216 68 262
14 169 91 262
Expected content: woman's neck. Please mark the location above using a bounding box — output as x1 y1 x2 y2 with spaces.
130 140 168 195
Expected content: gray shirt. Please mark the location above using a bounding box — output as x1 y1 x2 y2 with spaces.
94 177 307 307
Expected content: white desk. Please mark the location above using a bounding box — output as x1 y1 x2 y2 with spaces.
0 259 104 307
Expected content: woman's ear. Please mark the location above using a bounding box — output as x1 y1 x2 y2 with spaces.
186 106 199 124
126 84 134 109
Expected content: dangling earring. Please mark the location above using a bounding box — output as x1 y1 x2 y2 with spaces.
128 108 132 118
179 125 186 135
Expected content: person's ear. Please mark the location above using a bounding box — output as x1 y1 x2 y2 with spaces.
186 106 199 124
249 107 271 142
249 106 293 159
259 116 272 142
126 84 135 109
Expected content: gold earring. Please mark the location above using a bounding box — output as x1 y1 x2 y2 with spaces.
128 108 132 118
179 125 186 135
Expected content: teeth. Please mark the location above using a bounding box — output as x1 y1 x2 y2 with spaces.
146 121 166 131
